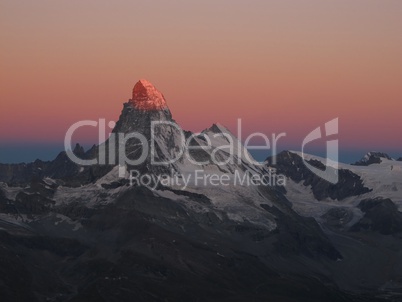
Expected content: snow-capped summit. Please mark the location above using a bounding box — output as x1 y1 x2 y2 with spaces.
131 79 168 111
353 151 393 166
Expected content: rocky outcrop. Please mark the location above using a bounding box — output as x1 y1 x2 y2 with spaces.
266 151 372 200
350 198 402 235
353 152 392 166
0 143 112 186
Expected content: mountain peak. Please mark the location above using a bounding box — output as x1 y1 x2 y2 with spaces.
112 80 173 135
130 79 167 110
353 151 392 166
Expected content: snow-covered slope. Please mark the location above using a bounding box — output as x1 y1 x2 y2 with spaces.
278 151 402 219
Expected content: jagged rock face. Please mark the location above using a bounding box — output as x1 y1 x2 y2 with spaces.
131 79 169 111
0 162 46 185
322 208 354 230
111 81 258 177
110 102 182 175
112 101 173 136
353 151 392 166
113 80 173 137
350 198 402 235
112 81 174 162
107 80 183 174
266 151 372 200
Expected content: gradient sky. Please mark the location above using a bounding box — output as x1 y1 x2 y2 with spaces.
1 0 402 163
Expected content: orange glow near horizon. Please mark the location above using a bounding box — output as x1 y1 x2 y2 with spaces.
1 1 402 151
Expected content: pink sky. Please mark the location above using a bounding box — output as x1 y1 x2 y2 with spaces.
1 0 401 151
